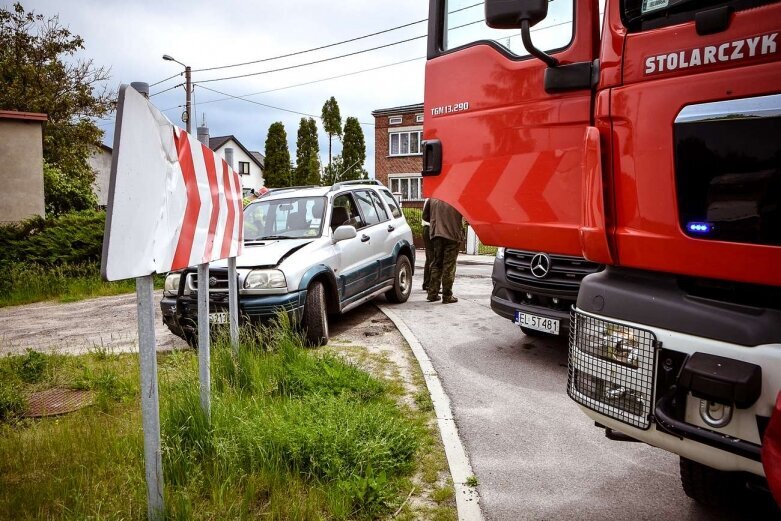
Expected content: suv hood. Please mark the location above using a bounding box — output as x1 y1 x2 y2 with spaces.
210 238 314 269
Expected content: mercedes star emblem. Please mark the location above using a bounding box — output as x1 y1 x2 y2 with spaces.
530 253 551 279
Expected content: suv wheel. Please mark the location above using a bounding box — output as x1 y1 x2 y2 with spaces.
386 255 412 304
303 281 329 346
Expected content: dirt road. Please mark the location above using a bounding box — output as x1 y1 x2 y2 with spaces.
0 292 186 355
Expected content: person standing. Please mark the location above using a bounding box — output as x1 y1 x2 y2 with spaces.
425 198 463 304
421 198 432 291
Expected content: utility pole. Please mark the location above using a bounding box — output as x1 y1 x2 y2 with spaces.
185 65 192 134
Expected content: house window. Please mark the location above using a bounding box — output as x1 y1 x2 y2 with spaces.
238 161 250 175
416 114 424 123
389 176 422 201
389 116 402 125
389 130 423 156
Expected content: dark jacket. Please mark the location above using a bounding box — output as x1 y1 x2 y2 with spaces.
424 198 463 243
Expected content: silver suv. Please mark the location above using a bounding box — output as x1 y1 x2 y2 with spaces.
160 181 415 346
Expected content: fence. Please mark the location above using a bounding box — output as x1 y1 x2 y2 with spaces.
401 207 496 256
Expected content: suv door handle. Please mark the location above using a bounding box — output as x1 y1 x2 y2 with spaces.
361 234 370 242
387 224 395 232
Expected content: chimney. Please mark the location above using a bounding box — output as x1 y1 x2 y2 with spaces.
196 114 209 146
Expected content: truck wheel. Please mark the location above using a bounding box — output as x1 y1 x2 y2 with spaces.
303 281 329 346
680 457 740 508
385 255 412 304
520 326 550 338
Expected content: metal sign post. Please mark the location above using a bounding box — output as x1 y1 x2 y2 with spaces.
102 84 244 520
228 257 239 353
197 262 211 418
135 274 164 520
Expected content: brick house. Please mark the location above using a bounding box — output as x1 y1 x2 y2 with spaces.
371 103 424 209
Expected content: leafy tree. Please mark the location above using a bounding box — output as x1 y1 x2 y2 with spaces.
295 118 320 186
0 3 112 215
341 117 367 181
321 96 342 171
322 155 344 186
263 122 291 187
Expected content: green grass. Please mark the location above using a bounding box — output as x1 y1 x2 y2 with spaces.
0 262 162 308
0 326 426 520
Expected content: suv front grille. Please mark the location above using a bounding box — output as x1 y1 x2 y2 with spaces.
186 270 230 293
505 249 601 291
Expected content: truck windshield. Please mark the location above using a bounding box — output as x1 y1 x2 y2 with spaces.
623 0 778 29
244 196 326 240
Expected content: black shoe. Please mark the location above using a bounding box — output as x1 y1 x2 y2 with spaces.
422 284 428 291
427 294 441 302
442 296 459 304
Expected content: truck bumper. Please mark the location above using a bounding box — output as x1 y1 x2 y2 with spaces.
568 305 781 477
490 257 575 335
161 290 307 341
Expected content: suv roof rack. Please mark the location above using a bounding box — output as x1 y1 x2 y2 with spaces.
329 179 383 192
257 185 320 198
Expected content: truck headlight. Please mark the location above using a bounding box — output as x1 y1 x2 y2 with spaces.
496 247 505 260
164 272 181 296
576 315 641 369
244 269 287 290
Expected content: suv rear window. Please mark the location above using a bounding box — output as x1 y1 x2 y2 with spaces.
380 190 403 219
355 190 382 226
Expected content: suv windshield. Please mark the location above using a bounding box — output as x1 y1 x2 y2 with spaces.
244 196 326 240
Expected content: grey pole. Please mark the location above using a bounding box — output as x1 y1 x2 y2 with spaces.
135 274 165 520
185 66 192 134
223 147 240 352
227 257 239 352
197 263 211 418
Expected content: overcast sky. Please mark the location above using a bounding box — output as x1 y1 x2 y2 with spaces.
18 0 433 179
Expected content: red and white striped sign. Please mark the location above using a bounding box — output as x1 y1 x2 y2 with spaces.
101 85 243 281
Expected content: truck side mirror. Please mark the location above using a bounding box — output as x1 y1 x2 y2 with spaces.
484 0 558 67
485 0 548 29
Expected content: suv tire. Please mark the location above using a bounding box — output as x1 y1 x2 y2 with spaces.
680 457 741 508
386 255 412 304
303 281 329 346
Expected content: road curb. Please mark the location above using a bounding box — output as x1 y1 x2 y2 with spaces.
377 304 484 521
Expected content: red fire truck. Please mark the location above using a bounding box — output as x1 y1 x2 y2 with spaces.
423 0 781 508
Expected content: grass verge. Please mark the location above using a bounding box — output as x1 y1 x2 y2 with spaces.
0 325 426 520
0 262 162 308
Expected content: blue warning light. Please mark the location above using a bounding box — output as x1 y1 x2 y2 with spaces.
687 222 714 234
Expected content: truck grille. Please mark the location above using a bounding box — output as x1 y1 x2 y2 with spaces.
505 250 601 292
567 309 658 430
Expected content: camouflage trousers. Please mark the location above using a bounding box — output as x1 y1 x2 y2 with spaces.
427 236 459 299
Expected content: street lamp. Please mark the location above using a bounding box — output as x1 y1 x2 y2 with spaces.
162 54 192 133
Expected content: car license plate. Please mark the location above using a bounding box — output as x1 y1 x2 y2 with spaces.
209 312 228 325
515 311 559 335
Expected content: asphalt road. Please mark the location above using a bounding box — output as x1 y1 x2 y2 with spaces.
395 254 775 521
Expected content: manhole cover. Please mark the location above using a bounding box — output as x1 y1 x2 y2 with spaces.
24 388 94 418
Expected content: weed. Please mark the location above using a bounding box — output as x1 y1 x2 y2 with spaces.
0 383 25 421
465 475 479 487
18 350 48 383
431 484 455 504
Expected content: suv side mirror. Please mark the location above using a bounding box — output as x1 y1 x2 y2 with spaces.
485 0 548 29
332 225 357 244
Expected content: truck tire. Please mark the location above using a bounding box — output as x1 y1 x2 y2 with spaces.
303 281 329 347
680 457 740 508
520 326 551 338
385 255 412 304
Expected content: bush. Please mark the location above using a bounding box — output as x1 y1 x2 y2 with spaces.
402 207 424 239
0 209 105 265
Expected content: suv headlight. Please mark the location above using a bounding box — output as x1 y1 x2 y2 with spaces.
244 269 287 290
164 272 181 296
496 247 505 260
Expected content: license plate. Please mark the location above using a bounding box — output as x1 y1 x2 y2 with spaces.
515 311 559 335
209 312 228 325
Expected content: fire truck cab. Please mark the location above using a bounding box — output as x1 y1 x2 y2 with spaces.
424 0 781 508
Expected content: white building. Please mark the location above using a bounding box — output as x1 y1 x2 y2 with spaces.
198 120 264 196
89 143 113 207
